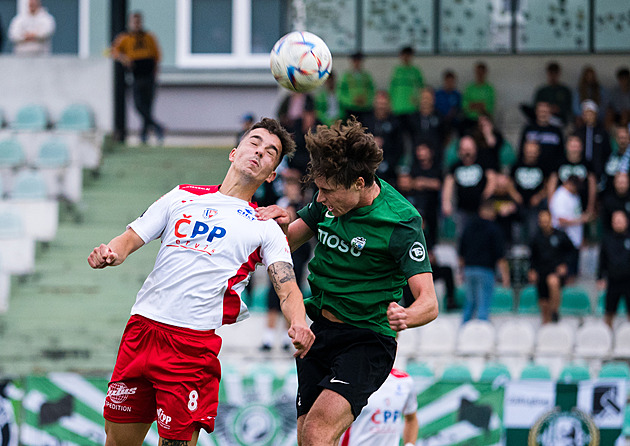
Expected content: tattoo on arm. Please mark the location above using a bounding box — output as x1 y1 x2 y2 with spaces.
161 440 191 446
268 261 297 293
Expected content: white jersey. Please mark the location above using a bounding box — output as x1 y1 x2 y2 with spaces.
549 185 583 248
340 370 418 446
128 184 292 330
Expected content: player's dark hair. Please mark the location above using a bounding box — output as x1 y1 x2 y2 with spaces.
304 117 383 189
246 117 296 163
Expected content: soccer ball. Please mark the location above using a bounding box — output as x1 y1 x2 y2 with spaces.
270 31 332 93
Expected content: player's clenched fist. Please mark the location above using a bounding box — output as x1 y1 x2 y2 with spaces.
288 324 315 359
87 244 119 269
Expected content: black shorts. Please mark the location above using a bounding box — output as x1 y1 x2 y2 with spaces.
296 317 397 419
605 278 630 315
536 272 565 300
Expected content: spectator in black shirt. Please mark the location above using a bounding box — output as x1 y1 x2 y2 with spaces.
598 210 630 328
519 101 565 171
548 135 597 220
490 174 522 248
601 125 630 194
413 87 446 166
528 208 574 324
600 173 630 234
364 91 403 186
459 200 510 322
442 136 496 235
470 113 503 173
574 100 611 181
511 140 551 241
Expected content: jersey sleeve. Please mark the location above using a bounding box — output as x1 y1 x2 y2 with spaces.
296 192 325 232
260 221 293 269
127 187 176 243
388 215 432 278
402 378 419 415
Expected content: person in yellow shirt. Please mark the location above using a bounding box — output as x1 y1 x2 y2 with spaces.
111 12 164 144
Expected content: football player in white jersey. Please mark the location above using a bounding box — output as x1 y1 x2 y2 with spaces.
339 369 418 446
88 118 314 446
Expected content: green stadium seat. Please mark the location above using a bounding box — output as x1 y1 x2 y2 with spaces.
491 286 514 313
35 138 70 168
12 104 48 131
479 362 511 383
517 285 539 314
520 363 551 380
441 363 473 383
443 138 459 171
440 215 457 242
558 363 591 383
499 140 517 169
9 170 48 200
405 362 434 378
598 361 630 379
57 104 95 131
0 138 26 168
560 286 592 316
454 285 466 311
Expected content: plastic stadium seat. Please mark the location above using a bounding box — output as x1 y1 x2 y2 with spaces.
441 363 473 383
496 319 536 357
598 361 630 379
0 210 22 238
0 257 10 313
613 322 630 359
560 286 592 316
535 323 574 357
12 104 48 131
0 211 36 276
1 199 59 243
456 320 496 357
558 363 591 382
520 363 552 380
491 287 514 313
0 138 26 168
9 170 48 200
499 140 517 169
479 362 511 383
57 104 95 131
517 285 539 314
416 317 457 357
405 362 434 378
574 321 613 359
35 138 70 168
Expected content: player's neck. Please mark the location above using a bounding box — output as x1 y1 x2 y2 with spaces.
218 174 257 202
357 183 381 208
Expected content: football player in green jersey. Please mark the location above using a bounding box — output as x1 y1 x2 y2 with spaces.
258 118 438 446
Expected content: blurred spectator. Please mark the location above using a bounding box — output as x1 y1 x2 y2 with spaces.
511 140 551 241
364 91 403 186
277 92 314 129
338 52 375 124
490 174 522 247
600 173 630 234
413 87 446 166
458 200 509 323
573 66 606 126
521 62 573 126
8 0 55 56
518 101 565 171
314 71 341 126
260 171 312 351
547 136 597 220
389 46 424 153
574 100 611 180
235 112 255 145
598 210 630 328
470 113 503 173
605 67 630 129
400 141 442 248
528 208 574 324
435 69 462 138
111 11 164 144
461 61 495 132
285 107 319 178
603 126 630 194
339 369 418 446
442 136 496 234
549 175 588 278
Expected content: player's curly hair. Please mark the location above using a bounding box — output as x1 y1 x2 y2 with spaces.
246 117 296 164
305 117 383 188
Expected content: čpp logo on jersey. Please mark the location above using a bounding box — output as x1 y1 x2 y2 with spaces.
370 409 402 424
174 215 226 242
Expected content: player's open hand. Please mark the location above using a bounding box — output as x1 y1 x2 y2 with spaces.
387 302 408 332
87 244 119 269
256 205 291 232
287 323 315 358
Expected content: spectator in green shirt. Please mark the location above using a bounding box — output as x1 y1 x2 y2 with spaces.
462 61 495 132
314 71 341 126
338 52 375 124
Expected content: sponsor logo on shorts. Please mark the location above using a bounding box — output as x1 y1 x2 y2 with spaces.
157 408 172 430
330 377 350 385
409 241 426 262
107 382 137 404
105 400 132 412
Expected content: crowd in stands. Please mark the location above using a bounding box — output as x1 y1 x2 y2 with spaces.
249 48 630 345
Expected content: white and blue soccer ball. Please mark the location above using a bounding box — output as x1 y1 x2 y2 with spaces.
270 31 332 93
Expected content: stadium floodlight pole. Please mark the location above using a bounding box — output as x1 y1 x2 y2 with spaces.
111 0 127 142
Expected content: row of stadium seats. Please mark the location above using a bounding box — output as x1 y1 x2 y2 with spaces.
1 103 95 132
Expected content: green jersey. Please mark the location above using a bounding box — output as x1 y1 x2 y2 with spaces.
389 64 424 115
297 178 432 337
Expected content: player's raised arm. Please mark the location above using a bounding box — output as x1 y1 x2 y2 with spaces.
267 261 314 358
87 228 145 269
387 272 439 331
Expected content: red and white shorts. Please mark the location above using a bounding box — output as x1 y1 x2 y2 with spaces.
103 315 222 440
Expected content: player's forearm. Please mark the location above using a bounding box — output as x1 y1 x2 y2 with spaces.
278 282 308 327
107 229 144 265
406 273 439 328
403 414 419 444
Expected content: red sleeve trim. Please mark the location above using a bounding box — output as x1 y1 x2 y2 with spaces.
179 184 220 195
391 368 410 378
